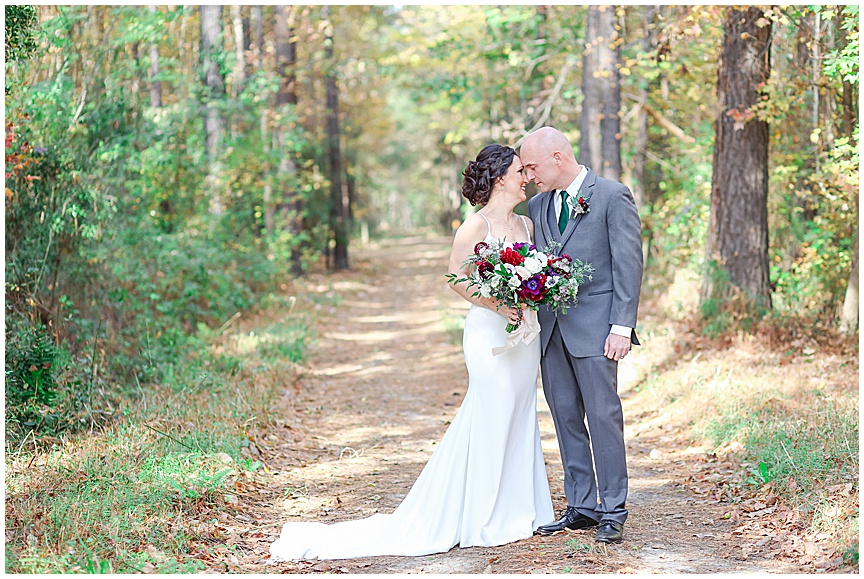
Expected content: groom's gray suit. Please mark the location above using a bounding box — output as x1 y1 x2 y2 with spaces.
528 167 642 525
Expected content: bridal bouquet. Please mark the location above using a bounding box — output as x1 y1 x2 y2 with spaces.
446 239 593 333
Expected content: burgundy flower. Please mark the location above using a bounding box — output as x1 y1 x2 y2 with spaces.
518 274 548 300
474 241 489 254
477 260 493 277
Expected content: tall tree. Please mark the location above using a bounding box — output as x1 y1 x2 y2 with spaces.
274 6 298 108
273 5 304 274
839 241 858 333
579 5 622 180
230 5 245 95
200 5 226 216
629 5 659 209
832 7 859 333
147 6 162 108
323 6 349 270
701 7 772 310
250 6 263 69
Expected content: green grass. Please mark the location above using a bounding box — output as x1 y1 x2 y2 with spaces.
257 318 314 363
5 301 315 573
564 536 606 555
630 322 859 569
700 390 858 494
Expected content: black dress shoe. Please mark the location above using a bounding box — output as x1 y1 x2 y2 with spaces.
535 507 599 535
595 520 624 543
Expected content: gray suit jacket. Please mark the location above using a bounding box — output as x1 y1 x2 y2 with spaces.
528 168 643 357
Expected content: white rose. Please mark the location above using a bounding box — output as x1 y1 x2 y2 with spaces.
514 265 531 279
522 257 542 274
480 286 492 298
508 276 522 289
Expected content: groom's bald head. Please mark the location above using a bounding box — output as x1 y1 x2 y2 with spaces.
521 127 577 163
519 127 580 192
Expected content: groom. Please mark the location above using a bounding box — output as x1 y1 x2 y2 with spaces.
520 127 642 544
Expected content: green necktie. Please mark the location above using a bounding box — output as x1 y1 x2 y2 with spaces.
558 190 570 233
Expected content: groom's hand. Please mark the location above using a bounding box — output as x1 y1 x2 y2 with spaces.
604 333 631 361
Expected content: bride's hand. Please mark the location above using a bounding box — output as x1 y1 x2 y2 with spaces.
497 304 524 325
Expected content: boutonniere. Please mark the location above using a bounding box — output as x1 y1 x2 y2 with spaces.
570 195 590 218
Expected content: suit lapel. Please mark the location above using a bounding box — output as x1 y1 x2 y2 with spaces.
559 168 597 248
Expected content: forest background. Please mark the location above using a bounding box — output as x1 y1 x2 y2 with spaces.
4 4 859 573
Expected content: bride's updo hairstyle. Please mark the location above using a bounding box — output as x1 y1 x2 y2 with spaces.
461 144 516 206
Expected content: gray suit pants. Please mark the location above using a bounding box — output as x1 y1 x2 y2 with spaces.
540 324 628 525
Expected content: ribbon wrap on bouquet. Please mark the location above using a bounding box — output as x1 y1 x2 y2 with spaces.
492 309 541 356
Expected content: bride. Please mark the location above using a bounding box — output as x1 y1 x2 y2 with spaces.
269 144 553 561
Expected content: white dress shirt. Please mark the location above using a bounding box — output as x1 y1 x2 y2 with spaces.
553 166 589 223
553 166 632 341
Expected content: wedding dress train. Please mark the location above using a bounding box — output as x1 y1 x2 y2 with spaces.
269 258 553 561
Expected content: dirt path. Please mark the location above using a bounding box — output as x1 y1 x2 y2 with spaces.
228 235 803 574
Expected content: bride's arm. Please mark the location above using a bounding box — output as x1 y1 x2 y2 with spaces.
447 216 520 322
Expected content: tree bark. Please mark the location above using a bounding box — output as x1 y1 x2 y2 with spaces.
251 6 263 70
274 5 303 274
230 5 245 96
274 6 298 107
147 6 162 108
701 7 772 310
200 5 225 216
631 5 659 277
631 5 659 210
839 231 859 334
579 5 622 181
323 6 349 270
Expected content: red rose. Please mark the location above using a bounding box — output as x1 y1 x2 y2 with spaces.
501 247 525 266
477 260 493 277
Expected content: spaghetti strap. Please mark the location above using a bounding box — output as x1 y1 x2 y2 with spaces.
478 212 493 238
519 215 532 244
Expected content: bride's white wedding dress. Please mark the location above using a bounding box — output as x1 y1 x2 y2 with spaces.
269 223 553 561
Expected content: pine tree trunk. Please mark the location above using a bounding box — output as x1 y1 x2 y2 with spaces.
839 231 859 334
147 6 162 108
230 5 245 96
633 5 659 277
323 6 349 270
274 5 304 275
275 6 298 107
579 5 622 181
200 5 225 216
251 6 263 69
631 5 658 210
701 7 772 310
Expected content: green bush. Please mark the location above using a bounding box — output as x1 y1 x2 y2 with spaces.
5 321 60 425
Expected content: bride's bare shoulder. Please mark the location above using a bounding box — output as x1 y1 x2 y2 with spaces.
455 213 488 237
